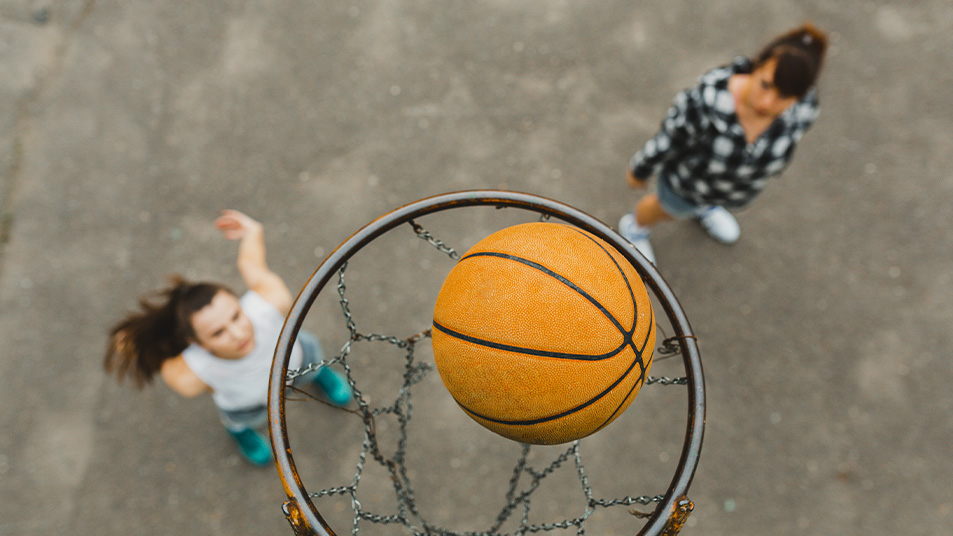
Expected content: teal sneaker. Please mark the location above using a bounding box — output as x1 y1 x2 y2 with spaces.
314 367 352 407
228 428 272 466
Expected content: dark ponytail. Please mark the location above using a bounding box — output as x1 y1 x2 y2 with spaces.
104 276 232 387
754 23 828 98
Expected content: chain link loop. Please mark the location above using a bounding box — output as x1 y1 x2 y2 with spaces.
410 220 460 260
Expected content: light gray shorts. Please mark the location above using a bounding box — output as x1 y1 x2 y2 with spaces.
657 176 706 220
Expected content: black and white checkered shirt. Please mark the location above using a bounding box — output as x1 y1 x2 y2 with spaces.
629 57 820 209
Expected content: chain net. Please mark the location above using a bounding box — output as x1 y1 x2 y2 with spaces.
282 221 691 536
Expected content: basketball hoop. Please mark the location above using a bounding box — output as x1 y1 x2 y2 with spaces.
268 190 705 535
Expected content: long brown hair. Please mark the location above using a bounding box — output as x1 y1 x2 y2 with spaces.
104 275 233 387
754 23 828 98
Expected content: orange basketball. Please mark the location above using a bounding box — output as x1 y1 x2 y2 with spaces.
431 222 655 445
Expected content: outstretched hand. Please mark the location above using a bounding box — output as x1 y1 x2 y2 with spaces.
215 209 263 241
215 208 291 314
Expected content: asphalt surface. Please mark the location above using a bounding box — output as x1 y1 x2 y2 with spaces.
1 1 951 535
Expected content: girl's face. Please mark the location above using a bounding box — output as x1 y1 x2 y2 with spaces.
740 58 798 119
191 290 255 360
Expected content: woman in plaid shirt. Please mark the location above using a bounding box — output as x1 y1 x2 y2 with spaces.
619 24 828 264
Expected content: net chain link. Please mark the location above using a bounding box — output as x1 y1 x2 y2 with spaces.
282 229 687 536
411 220 460 260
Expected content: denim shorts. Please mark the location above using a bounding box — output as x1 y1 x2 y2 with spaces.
657 176 705 220
218 330 324 432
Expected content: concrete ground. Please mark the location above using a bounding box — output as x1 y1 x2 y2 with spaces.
1 1 951 535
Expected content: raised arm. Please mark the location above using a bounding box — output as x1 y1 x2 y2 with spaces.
215 209 293 314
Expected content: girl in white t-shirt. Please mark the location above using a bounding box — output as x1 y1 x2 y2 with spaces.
104 210 351 466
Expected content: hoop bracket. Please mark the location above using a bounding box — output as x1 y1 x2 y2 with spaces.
283 499 318 536
662 496 694 535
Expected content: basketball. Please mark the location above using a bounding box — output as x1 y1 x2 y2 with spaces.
431 222 655 445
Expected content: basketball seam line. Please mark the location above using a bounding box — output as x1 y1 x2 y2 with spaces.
458 325 650 427
570 227 655 427
461 250 631 336
432 320 628 361
442 289 655 429
593 306 656 433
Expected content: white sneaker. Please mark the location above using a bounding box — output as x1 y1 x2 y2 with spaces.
696 206 740 244
617 213 656 264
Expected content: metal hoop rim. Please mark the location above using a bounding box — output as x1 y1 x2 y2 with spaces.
268 189 705 536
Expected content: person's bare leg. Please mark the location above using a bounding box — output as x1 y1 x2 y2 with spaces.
635 194 674 228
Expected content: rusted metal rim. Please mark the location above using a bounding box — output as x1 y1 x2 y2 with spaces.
268 190 705 536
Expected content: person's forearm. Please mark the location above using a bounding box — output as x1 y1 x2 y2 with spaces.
236 224 270 288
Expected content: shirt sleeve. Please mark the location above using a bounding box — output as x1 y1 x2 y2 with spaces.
792 87 820 136
630 84 709 180
240 290 284 326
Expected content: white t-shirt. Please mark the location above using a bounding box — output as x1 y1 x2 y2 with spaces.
182 291 303 411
